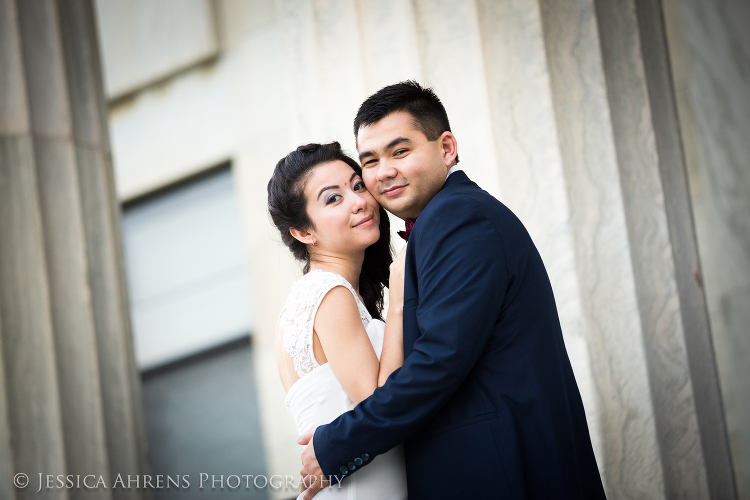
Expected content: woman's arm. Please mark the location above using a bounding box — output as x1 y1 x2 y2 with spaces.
314 245 407 405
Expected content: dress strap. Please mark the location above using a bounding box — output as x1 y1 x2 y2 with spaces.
279 270 371 378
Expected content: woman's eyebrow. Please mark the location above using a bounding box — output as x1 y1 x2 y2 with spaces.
317 185 338 200
317 173 358 200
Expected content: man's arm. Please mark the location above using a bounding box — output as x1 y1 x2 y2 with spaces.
305 195 509 488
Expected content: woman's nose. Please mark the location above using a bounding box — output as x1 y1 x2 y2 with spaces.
351 194 366 212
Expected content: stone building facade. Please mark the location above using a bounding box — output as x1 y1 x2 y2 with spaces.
1 0 748 499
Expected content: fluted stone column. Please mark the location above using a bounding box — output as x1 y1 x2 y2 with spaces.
58 2 151 498
0 320 13 500
16 1 111 497
633 1 736 497
591 0 736 497
474 0 737 496
0 0 150 498
412 0 502 198
0 1 69 498
496 1 664 498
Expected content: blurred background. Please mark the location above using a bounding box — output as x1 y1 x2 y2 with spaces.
1 0 748 499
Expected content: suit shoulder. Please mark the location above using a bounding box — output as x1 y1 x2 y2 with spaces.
420 185 513 226
419 185 533 248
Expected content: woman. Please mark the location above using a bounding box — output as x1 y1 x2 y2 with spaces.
267 142 408 499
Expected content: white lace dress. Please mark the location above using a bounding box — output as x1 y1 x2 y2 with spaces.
279 269 408 500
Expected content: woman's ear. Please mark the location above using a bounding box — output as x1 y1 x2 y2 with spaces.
290 227 315 246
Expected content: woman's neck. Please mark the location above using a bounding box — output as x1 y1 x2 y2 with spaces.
309 252 363 292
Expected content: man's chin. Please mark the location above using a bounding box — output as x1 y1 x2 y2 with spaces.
378 202 410 219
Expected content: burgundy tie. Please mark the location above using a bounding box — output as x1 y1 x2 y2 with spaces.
398 218 416 242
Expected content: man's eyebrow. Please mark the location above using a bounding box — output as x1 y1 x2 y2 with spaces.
358 137 412 161
385 136 412 150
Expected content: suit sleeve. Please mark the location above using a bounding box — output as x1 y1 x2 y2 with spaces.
313 195 509 484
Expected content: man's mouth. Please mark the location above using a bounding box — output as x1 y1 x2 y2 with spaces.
382 185 406 197
353 214 374 228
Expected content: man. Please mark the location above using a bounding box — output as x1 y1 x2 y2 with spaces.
298 81 606 499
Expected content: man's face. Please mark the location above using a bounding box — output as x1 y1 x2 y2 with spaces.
357 111 453 220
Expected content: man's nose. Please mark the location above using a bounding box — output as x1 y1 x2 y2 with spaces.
375 160 397 182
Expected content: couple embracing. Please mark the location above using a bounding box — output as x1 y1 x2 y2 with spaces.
267 82 606 499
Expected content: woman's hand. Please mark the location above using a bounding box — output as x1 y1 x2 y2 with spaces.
388 243 407 314
378 242 407 387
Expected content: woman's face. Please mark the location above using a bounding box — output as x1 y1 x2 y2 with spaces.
301 160 381 256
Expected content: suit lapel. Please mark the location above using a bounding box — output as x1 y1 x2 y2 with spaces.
401 170 475 356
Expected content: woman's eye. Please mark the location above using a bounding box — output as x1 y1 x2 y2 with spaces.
325 194 341 204
353 181 366 191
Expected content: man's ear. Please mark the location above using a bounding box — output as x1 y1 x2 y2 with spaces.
290 227 315 246
439 131 458 167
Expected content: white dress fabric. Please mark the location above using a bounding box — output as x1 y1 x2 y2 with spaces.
279 269 408 500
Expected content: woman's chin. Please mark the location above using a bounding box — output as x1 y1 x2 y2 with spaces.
364 229 381 247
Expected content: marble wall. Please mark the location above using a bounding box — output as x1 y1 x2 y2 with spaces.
96 0 744 498
664 0 750 497
95 0 219 99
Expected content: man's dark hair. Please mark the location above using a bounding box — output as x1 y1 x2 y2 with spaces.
354 80 458 164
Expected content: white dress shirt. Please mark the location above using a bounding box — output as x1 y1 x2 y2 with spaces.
446 165 461 180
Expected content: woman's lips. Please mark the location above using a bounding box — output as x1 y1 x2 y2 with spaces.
382 185 406 197
354 215 374 227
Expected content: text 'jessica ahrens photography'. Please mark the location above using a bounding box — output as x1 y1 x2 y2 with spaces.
13 472 333 492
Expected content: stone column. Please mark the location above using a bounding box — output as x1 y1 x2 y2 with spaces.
58 1 152 497
662 0 750 494
633 1 737 497
16 1 111 497
592 0 736 496
536 0 667 495
479 0 738 496
0 0 69 497
0 0 150 498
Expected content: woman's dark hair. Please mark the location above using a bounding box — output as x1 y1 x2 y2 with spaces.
267 142 392 320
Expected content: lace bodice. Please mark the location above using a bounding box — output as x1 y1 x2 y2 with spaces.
278 269 372 377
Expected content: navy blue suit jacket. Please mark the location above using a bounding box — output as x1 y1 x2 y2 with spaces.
314 171 606 499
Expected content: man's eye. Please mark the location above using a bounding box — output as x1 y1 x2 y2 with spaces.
325 194 341 204
363 160 377 167
394 149 408 156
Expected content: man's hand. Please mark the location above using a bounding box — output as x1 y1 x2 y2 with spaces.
298 428 329 499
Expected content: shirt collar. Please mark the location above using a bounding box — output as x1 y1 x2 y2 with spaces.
446 165 461 180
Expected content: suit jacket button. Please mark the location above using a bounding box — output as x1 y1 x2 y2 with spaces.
354 458 363 466
361 453 370 462
348 462 356 470
339 466 348 475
